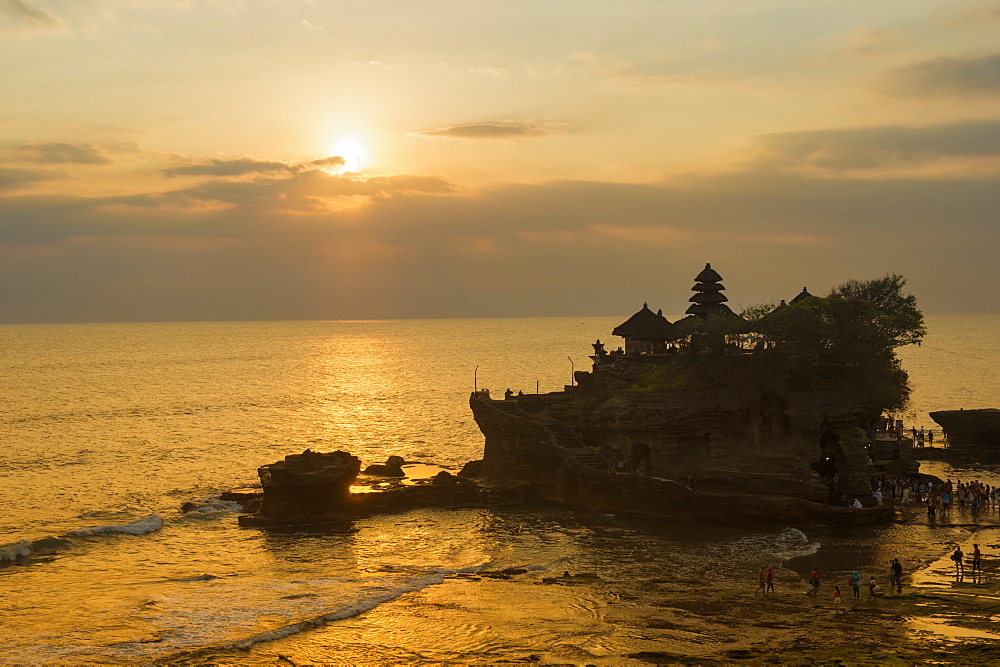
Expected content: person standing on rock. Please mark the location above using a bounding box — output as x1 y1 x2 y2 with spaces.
755 567 766 595
765 567 775 595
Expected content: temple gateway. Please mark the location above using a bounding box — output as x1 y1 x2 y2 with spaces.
470 264 916 523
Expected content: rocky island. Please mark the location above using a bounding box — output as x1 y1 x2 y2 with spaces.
470 264 925 524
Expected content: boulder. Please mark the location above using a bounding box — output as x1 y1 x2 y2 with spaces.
432 470 458 485
458 459 483 478
257 449 361 518
363 455 406 477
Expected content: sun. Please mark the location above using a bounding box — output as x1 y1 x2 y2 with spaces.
328 137 367 173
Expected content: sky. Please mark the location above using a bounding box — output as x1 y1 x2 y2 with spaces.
2 0 1000 323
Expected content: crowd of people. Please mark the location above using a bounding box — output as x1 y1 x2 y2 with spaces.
869 475 1000 519
754 549 985 611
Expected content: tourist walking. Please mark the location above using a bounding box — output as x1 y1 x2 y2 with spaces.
952 547 965 581
868 575 879 600
754 567 766 595
808 568 820 596
765 567 775 595
891 558 903 593
833 586 843 613
851 571 861 599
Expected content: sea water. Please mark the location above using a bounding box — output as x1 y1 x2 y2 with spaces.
0 315 997 661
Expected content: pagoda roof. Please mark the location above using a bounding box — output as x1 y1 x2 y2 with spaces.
694 263 723 284
790 286 814 304
684 302 735 316
612 303 673 340
689 291 729 304
691 282 725 292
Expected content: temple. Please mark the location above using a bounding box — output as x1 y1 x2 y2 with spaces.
469 263 917 523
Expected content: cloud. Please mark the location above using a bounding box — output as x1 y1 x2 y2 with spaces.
126 170 453 211
414 122 548 140
164 155 345 177
944 3 1000 27
842 28 901 58
1 142 114 165
749 119 1000 172
0 166 58 191
0 0 59 30
2 160 999 323
881 52 1000 97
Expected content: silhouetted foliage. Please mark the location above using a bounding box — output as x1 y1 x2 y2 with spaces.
829 274 925 349
630 275 923 416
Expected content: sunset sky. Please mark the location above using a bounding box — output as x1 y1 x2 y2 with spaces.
2 0 1000 323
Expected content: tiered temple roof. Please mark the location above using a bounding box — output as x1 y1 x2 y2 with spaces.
685 263 735 317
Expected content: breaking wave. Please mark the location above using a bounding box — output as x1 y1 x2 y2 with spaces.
0 540 32 563
68 514 163 537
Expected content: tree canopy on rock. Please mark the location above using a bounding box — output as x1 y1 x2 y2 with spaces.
632 274 924 417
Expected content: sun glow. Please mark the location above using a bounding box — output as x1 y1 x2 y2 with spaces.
328 137 368 172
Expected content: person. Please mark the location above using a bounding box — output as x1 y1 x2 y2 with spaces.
952 547 965 581
765 567 775 595
755 567 766 595
833 586 843 613
868 575 879 599
891 558 903 593
851 571 861 599
808 568 820 596
504 388 513 400
928 429 934 445
972 544 982 583
873 489 884 506
852 498 863 509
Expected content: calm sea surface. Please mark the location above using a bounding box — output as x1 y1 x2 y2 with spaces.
0 314 998 662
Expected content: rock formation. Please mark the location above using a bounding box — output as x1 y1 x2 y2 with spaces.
257 449 361 518
362 455 406 477
930 409 1000 456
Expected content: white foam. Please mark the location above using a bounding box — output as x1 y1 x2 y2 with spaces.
107 570 450 660
0 540 31 562
183 498 243 514
69 514 163 537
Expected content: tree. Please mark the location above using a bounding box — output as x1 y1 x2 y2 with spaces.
829 274 925 349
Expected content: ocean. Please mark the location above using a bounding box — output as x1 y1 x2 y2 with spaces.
1 314 999 662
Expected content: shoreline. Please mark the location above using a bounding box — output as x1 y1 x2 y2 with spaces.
184 504 1000 665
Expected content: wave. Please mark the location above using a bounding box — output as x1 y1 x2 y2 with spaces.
180 498 244 514
0 535 74 564
68 514 163 537
0 540 31 563
110 569 465 661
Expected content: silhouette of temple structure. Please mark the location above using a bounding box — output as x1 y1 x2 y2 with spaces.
469 262 916 522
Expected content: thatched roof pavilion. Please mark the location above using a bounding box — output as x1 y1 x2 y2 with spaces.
612 303 672 353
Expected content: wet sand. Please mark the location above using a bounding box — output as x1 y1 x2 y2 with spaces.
183 501 1000 665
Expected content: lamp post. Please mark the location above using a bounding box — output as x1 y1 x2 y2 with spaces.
568 356 574 386
474 365 478 394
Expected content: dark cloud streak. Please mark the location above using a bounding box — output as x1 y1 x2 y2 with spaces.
415 122 547 139
0 0 59 29
881 53 1000 97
